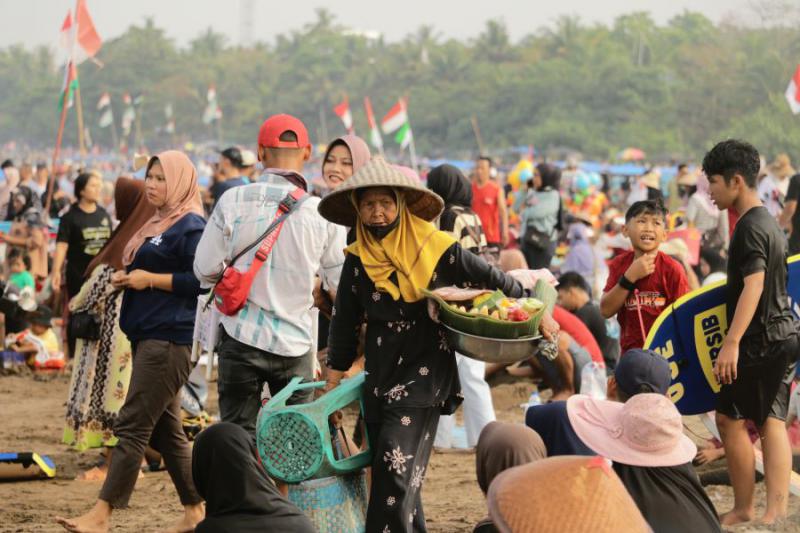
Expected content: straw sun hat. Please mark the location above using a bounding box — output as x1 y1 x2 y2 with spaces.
317 156 444 227
488 455 650 533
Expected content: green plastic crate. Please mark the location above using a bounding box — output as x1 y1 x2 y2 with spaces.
424 279 557 339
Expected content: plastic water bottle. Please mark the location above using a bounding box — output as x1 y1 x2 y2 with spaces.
580 362 608 399
520 389 542 415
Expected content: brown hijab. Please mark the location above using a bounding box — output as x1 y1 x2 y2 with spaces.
122 150 204 266
476 422 547 494
85 177 156 275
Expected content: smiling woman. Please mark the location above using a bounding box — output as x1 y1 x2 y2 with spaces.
322 134 371 191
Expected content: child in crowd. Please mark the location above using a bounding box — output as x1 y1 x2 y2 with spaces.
558 271 619 369
6 248 34 292
8 305 64 370
600 200 689 352
703 139 798 526
699 245 727 286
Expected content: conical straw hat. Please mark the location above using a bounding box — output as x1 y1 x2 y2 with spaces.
317 156 444 226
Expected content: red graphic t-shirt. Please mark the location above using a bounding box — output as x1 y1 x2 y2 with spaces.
471 180 501 244
603 250 689 352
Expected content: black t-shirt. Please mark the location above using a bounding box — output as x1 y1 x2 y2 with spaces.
575 302 620 368
57 204 112 296
786 173 800 254
727 205 796 357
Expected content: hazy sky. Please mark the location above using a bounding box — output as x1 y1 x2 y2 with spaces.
0 0 753 50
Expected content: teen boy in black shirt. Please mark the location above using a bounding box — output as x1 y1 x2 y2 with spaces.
704 139 798 527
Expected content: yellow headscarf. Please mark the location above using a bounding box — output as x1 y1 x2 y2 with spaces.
346 188 455 302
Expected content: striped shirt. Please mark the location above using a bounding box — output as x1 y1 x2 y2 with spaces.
194 171 346 357
450 208 487 253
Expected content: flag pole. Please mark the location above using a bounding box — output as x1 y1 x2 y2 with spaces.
74 79 87 158
134 106 143 152
470 115 486 155
109 107 119 152
402 97 419 174
319 105 329 143
47 88 70 215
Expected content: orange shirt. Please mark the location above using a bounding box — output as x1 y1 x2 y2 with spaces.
471 180 501 244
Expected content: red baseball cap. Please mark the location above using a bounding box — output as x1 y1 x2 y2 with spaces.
257 114 310 149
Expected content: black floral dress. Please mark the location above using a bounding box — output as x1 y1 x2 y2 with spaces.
328 242 525 533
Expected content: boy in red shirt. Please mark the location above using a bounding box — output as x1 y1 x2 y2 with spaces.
600 200 689 351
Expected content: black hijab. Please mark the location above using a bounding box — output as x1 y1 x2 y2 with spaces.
10 186 43 226
427 164 473 232
192 423 315 533
613 462 721 533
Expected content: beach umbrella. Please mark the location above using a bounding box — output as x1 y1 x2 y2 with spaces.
618 148 646 161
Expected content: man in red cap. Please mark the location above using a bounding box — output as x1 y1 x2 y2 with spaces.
194 114 346 434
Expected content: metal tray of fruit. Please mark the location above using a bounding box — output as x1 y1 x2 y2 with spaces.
423 279 557 340
441 323 544 364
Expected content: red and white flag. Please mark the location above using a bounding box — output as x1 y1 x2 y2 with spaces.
786 64 800 114
96 92 110 110
381 98 408 134
333 96 354 134
59 1 102 65
363 96 383 150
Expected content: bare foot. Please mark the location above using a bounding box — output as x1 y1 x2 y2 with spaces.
77 466 107 482
758 514 787 526
693 446 725 466
506 362 533 377
55 513 109 533
161 505 204 533
719 508 754 526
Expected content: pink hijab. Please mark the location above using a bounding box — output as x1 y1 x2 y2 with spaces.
323 135 371 176
122 150 204 266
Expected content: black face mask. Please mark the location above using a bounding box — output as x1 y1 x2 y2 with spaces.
365 216 400 240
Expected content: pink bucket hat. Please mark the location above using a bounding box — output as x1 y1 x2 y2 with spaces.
567 393 696 467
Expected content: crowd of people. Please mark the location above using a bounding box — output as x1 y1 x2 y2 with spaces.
0 113 797 533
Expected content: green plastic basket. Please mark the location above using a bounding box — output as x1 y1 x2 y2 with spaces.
424 279 557 339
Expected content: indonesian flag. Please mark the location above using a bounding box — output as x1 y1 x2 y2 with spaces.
786 64 800 114
164 103 175 134
202 85 219 124
121 92 135 136
96 92 110 110
333 96 354 134
363 96 383 150
97 92 113 128
59 61 78 110
59 1 102 65
381 98 409 134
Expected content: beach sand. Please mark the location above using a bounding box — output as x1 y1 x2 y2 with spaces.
1 371 799 532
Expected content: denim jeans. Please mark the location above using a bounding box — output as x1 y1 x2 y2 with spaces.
216 329 315 436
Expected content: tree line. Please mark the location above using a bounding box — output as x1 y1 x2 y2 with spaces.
2 7 800 163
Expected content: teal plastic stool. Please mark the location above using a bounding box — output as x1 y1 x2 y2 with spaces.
256 372 371 483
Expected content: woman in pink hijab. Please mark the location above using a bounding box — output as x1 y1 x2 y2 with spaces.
57 151 207 533
321 134 371 190
316 135 371 355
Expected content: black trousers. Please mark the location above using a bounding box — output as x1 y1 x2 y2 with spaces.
366 406 441 533
216 329 314 436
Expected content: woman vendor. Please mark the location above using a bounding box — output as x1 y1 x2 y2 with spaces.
319 157 558 532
